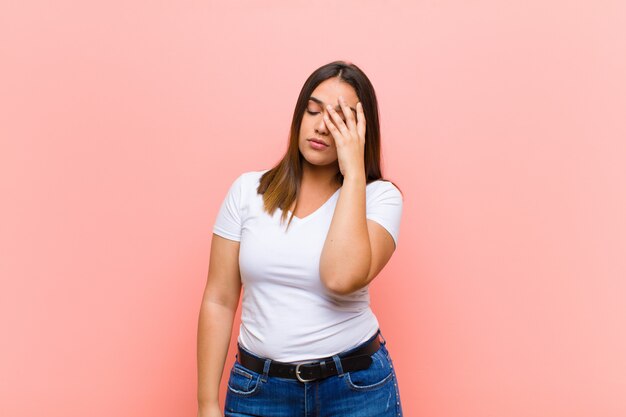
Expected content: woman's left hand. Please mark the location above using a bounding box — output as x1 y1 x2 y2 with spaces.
323 95 366 179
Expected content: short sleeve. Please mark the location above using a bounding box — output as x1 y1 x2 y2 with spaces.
366 181 403 249
212 173 244 242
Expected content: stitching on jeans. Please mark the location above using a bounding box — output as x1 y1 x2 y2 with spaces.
232 367 253 379
374 350 384 367
345 369 393 391
393 370 402 416
385 347 402 417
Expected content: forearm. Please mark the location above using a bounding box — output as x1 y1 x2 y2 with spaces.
197 300 236 408
320 173 371 294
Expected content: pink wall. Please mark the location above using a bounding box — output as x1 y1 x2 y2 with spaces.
2 1 625 416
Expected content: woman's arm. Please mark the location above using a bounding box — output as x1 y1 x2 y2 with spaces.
319 173 371 294
197 234 242 413
319 97 396 295
319 172 397 295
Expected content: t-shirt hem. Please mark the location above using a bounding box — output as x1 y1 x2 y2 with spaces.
366 216 398 249
212 228 241 242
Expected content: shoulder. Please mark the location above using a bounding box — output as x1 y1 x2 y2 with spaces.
233 168 271 187
227 169 271 201
366 179 403 201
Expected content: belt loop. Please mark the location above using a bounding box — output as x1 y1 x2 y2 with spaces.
378 328 387 346
261 358 271 382
331 354 345 377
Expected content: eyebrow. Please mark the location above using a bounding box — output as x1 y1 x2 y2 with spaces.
309 96 357 114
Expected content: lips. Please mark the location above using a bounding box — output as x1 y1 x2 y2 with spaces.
308 138 328 146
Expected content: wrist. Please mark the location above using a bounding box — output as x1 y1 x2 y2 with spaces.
198 398 219 409
342 170 366 184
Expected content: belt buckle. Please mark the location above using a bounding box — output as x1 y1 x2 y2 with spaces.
295 363 317 383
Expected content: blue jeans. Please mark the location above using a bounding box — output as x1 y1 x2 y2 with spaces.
224 328 404 416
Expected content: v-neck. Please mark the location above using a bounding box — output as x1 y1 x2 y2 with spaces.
287 187 341 224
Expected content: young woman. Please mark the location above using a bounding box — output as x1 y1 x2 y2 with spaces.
197 60 404 417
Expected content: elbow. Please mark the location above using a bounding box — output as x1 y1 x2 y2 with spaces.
325 280 352 296
320 257 372 296
323 271 370 296
326 282 354 296
320 270 348 295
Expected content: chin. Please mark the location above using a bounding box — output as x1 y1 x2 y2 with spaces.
299 147 337 166
305 158 337 167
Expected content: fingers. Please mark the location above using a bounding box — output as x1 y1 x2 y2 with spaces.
325 103 351 140
323 111 343 142
338 96 358 133
324 96 366 145
356 102 366 141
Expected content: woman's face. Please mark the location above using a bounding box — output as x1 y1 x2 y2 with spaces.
298 78 359 169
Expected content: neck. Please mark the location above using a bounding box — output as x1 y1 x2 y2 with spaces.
301 160 341 189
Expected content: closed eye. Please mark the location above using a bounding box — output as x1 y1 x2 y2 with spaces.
306 109 345 121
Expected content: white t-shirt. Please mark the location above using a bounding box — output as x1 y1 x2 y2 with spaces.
212 169 403 363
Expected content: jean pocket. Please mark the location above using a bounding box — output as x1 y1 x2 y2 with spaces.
227 362 263 397
344 347 394 392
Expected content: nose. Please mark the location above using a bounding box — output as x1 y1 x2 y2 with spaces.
315 111 330 135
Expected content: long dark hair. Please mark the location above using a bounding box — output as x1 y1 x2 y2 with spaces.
257 60 401 230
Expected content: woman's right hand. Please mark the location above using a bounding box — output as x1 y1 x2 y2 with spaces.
197 402 223 417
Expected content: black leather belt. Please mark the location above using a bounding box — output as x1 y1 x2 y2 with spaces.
237 335 381 383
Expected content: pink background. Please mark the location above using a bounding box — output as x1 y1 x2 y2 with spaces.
1 1 625 416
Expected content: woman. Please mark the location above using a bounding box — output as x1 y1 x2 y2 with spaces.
197 60 404 417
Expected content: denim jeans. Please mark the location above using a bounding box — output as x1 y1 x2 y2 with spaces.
224 328 403 416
